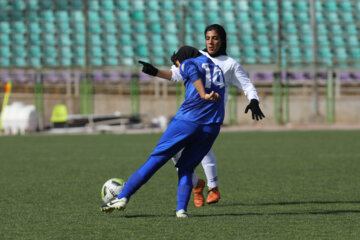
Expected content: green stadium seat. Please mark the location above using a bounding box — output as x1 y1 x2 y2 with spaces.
26 0 38 10
315 1 323 11
338 0 352 11
326 12 339 23
89 58 102 66
12 33 25 45
264 0 277 10
151 56 165 66
0 57 10 67
42 22 56 33
333 47 348 62
149 34 163 44
12 57 26 67
340 12 354 23
189 11 205 22
55 11 69 22
118 34 132 45
103 34 117 45
58 46 72 58
160 0 174 10
101 10 115 22
223 11 235 23
42 33 56 45
294 1 308 11
349 48 360 60
239 35 253 45
28 34 41 45
28 57 41 67
0 0 8 8
88 34 102 45
28 45 41 57
192 22 206 33
72 34 85 45
161 11 175 22
238 23 252 33
131 0 145 10
70 11 84 22
115 10 131 22
58 57 72 66
301 47 313 60
57 22 71 34
104 57 118 66
27 22 41 33
286 47 302 62
295 12 309 22
72 22 85 33
328 24 342 35
251 11 265 22
253 22 267 33
282 11 295 22
119 57 134 66
331 36 345 47
241 47 256 64
9 11 23 21
24 11 38 21
115 0 130 10
11 22 26 33
207 0 218 11
146 0 160 10
0 22 10 33
236 1 249 11
343 24 358 35
43 46 57 57
40 10 54 21
134 34 148 45
88 46 102 58
163 22 177 34
0 33 10 45
227 34 238 45
316 23 327 34
254 34 268 45
284 34 299 46
266 11 278 23
70 0 83 9
119 45 134 57
40 0 53 9
132 10 145 21
147 22 161 34
317 35 330 46
133 22 147 33
104 45 118 57
228 44 241 58
103 23 117 33
88 11 100 22
164 35 178 47
100 0 114 10
221 0 234 10
118 22 132 34
73 46 85 57
0 11 7 21
58 35 72 45
88 23 102 34
150 45 165 57
0 46 11 57
236 11 250 22
189 0 204 10
55 0 68 10
88 0 100 10
315 11 325 23
249 0 263 11
346 35 359 47
283 23 297 34
282 0 293 11
72 57 85 66
317 47 332 58
298 23 311 34
135 45 149 57
146 11 160 22
299 34 313 46
165 44 177 56
323 1 338 11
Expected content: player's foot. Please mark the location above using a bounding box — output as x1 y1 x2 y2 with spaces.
192 179 205 207
176 209 189 218
206 187 220 204
100 197 128 213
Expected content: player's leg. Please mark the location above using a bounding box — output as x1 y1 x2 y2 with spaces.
201 149 221 204
172 149 199 187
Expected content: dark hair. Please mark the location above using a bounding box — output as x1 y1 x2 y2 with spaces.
171 46 202 65
203 24 227 57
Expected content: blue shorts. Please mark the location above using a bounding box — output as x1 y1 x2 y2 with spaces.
149 118 220 172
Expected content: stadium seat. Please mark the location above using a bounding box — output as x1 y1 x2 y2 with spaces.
119 45 134 57
28 57 41 67
299 34 313 46
115 10 131 22
207 0 218 11
0 46 11 58
119 34 132 45
282 11 295 22
70 0 83 9
26 0 38 10
88 22 102 34
103 34 117 45
254 34 268 45
54 0 68 10
104 45 118 57
340 12 354 23
331 36 345 47
28 34 41 45
88 34 102 45
103 23 117 33
72 22 85 33
73 46 85 57
189 0 204 10
104 57 118 66
40 0 53 9
119 57 134 66
161 10 176 22
58 46 72 58
343 24 357 35
11 33 25 45
133 22 147 33
88 11 100 22
28 45 41 57
43 46 56 57
150 45 165 57
101 10 115 22
9 11 23 21
266 11 278 23
13 46 26 57
43 57 57 66
316 23 327 34
131 0 145 10
133 34 148 45
72 34 85 45
42 22 56 33
257 46 272 63
148 22 162 34
328 24 342 35
58 57 72 66
241 47 256 64
146 0 160 10
325 12 339 23
295 12 309 22
42 34 56 45
223 11 235 23
0 33 10 45
160 0 174 10
238 22 252 33
164 35 178 47
40 10 54 22
57 22 71 34
227 34 238 45
72 57 85 66
298 23 311 35
88 46 102 58
12 57 26 67
88 0 100 10
236 1 249 11
236 11 250 22
317 47 332 58
323 1 338 11
239 35 253 45
346 35 359 47
251 11 265 22
135 45 149 57
315 11 325 23
70 11 84 22
221 0 234 10
228 44 241 58
282 0 293 11
249 0 263 11
146 11 160 22
189 11 205 22
11 22 25 33
253 22 267 33
100 0 114 10
317 35 330 46
89 57 103 66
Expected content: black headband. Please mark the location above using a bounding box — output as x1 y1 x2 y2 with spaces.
171 46 202 65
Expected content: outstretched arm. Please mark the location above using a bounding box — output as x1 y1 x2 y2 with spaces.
193 79 220 102
138 61 172 80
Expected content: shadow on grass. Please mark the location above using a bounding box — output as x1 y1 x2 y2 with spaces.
216 200 360 207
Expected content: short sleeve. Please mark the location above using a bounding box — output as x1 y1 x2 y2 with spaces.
180 61 201 84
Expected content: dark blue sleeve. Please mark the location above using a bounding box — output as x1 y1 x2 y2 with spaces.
180 61 201 84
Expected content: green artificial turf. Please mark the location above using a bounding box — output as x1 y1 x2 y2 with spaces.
1 130 360 239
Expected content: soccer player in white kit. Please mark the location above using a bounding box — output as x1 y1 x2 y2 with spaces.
139 24 265 207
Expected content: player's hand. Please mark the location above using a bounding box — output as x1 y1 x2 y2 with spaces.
204 91 221 102
245 99 265 121
138 61 158 76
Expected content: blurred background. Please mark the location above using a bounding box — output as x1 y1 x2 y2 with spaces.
0 0 359 135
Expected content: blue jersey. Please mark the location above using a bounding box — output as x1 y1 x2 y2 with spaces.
174 55 225 125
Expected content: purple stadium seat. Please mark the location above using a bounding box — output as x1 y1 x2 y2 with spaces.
340 72 351 82
0 70 11 83
104 71 121 83
288 72 305 83
58 71 72 83
12 69 27 83
43 71 58 83
139 71 151 83
92 70 104 83
350 72 360 81
120 72 132 83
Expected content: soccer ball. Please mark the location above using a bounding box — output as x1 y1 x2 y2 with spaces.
101 178 125 203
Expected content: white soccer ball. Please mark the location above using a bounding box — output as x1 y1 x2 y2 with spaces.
101 178 125 203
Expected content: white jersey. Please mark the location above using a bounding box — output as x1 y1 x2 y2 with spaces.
170 50 259 104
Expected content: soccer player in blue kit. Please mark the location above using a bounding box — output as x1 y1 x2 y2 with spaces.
101 46 225 217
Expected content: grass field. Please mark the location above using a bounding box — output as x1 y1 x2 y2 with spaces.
1 130 360 239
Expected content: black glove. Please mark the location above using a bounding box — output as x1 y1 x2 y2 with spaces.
245 99 265 121
138 61 158 76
